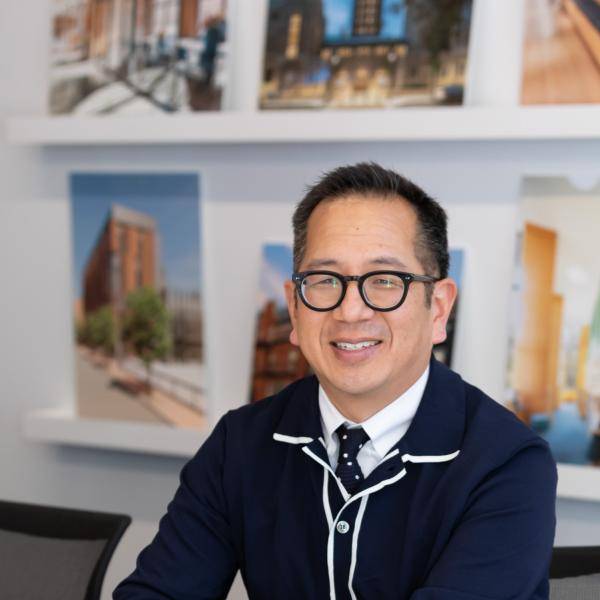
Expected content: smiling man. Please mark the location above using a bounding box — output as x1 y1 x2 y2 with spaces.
115 163 557 600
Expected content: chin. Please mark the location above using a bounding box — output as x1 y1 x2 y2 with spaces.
329 373 384 397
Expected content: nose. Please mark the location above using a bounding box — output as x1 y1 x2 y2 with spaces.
332 280 375 322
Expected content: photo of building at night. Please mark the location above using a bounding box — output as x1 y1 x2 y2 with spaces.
50 0 228 114
71 173 206 429
260 0 473 109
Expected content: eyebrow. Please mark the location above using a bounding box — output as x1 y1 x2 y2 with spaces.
303 256 409 270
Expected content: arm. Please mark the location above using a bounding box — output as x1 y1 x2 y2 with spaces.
410 441 558 600
113 415 239 600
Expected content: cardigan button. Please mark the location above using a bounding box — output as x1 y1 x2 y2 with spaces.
336 521 350 534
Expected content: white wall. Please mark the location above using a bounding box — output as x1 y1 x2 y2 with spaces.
2 2 600 599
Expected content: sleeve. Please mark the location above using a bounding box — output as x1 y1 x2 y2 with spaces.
410 440 558 600
113 415 239 600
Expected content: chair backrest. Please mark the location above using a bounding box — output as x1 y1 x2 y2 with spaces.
550 546 600 579
0 499 131 600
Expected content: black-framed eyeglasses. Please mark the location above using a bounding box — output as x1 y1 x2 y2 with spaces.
292 270 441 312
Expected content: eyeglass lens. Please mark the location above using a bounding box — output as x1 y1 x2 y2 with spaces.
300 273 406 309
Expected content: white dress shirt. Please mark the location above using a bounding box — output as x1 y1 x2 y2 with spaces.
318 365 429 478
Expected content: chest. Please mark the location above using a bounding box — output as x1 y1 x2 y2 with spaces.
234 444 462 600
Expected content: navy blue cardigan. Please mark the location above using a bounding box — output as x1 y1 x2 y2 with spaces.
114 358 557 599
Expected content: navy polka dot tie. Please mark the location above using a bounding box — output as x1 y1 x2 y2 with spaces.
335 424 370 495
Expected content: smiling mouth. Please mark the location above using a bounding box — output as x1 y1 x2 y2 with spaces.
331 340 382 351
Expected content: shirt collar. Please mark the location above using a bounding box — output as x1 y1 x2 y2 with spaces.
318 365 429 459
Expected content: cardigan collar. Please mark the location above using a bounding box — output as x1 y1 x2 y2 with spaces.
273 355 466 461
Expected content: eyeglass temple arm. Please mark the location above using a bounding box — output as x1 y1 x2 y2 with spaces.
411 274 441 283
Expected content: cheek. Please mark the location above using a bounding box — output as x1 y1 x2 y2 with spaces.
384 312 408 340
295 312 326 354
385 307 429 347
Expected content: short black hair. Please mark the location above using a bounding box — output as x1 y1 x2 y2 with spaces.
292 162 449 304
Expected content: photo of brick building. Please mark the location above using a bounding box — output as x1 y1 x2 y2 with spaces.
82 204 160 317
249 243 463 402
71 173 206 429
249 244 311 403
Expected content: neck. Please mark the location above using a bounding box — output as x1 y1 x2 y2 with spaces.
328 394 392 424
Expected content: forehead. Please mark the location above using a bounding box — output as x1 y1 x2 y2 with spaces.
304 195 418 259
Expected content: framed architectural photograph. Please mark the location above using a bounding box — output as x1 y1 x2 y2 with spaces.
521 0 600 104
249 242 464 403
260 0 474 110
70 172 206 430
249 243 311 403
505 177 600 493
49 0 229 115
432 247 464 368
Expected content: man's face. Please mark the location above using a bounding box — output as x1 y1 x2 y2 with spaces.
284 195 456 407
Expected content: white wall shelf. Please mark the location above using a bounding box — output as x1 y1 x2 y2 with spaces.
22 407 600 501
556 464 600 503
7 105 600 146
22 407 206 458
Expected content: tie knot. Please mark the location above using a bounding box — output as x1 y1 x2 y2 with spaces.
336 424 370 459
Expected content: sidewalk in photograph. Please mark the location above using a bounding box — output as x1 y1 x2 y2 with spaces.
76 349 205 429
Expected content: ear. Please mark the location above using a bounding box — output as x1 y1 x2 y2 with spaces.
430 278 458 345
284 280 300 346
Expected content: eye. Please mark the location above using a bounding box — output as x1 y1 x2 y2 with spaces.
372 277 400 288
313 277 339 287
304 275 340 288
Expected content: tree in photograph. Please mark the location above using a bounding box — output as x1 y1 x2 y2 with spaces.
81 305 116 355
75 319 87 345
122 287 172 385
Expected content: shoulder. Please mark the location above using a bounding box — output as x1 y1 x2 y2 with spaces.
426 359 548 460
422 365 558 510
459 377 556 478
463 379 541 445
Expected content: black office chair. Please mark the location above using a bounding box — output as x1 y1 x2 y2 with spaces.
0 499 131 600
549 546 600 600
550 546 600 578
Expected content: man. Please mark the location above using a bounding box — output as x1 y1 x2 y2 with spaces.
114 162 557 599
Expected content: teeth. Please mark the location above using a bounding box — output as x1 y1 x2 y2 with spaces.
335 341 379 351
